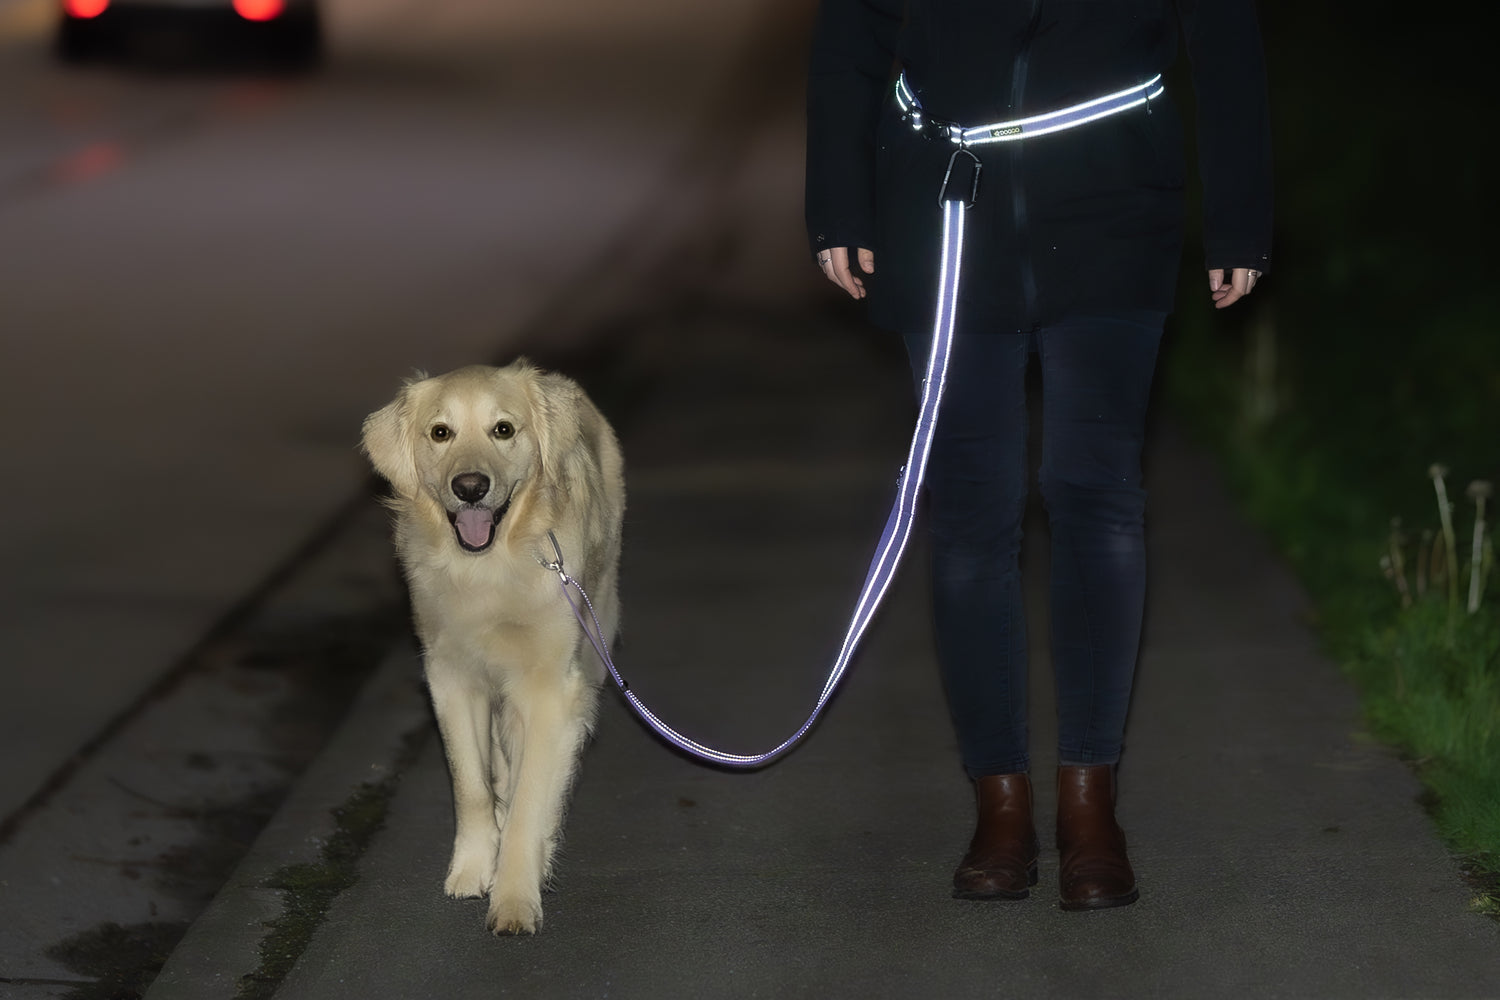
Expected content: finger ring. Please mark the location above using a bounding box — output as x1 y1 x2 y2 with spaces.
1249 270 1261 279
819 255 830 266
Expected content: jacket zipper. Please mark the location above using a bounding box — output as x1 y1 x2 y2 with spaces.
1009 0 1044 330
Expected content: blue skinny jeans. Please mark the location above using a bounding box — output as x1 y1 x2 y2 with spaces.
903 311 1165 778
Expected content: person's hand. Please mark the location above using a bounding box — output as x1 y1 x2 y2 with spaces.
817 246 876 300
1208 267 1261 309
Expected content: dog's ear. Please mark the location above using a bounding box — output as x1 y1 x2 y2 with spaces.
520 361 584 486
361 380 421 497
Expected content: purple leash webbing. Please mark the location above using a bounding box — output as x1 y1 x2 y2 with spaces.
546 72 1163 768
543 198 969 769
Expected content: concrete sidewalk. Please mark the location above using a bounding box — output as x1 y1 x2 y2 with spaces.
148 307 1500 999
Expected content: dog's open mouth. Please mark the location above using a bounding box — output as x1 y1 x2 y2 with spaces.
447 487 514 553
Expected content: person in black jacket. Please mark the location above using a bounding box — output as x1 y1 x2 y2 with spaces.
806 0 1272 910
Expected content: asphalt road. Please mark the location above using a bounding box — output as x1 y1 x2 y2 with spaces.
0 0 777 825
0 0 816 991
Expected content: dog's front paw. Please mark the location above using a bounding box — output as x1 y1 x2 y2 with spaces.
486 894 542 935
444 863 494 899
444 840 498 899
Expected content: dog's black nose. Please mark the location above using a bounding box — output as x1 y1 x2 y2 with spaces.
451 473 491 503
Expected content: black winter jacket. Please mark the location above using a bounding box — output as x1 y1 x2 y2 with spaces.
806 0 1273 334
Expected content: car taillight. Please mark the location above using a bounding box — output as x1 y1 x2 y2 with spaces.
63 0 110 17
232 0 285 21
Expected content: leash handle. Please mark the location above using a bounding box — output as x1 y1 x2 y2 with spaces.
549 199 967 769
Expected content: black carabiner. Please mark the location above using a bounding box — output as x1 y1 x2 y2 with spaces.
937 146 981 208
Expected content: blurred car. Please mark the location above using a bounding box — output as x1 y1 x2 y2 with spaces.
56 0 322 67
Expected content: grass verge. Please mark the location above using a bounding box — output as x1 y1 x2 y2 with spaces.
1163 290 1499 916
1163 0 1497 916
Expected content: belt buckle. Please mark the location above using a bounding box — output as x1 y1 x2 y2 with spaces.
921 116 959 143
904 109 959 144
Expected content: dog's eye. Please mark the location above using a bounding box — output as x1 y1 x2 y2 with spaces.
430 424 452 442
493 421 515 440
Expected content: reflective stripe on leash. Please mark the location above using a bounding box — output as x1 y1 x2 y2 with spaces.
547 73 1163 768
542 200 966 769
895 71 1164 146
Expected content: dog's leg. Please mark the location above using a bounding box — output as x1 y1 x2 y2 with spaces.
489 707 514 834
429 671 500 899
486 672 597 935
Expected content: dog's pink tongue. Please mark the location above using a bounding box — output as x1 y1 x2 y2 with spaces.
455 507 492 548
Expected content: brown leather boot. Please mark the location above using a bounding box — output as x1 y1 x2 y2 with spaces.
1056 764 1139 910
952 773 1039 900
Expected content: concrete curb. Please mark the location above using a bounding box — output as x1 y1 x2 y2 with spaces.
144 644 432 1000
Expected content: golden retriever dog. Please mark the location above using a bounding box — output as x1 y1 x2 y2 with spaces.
361 360 624 935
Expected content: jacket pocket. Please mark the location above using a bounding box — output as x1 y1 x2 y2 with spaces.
1124 96 1186 192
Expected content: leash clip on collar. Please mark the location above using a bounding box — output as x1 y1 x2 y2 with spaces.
539 530 566 579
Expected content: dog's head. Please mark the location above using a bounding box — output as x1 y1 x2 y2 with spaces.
361 360 577 554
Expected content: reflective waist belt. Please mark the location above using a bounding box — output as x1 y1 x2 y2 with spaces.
895 71 1164 146
549 73 1165 770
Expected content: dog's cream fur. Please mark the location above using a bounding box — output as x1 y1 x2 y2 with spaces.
362 360 624 935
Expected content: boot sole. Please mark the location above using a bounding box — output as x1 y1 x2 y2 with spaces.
1059 887 1139 911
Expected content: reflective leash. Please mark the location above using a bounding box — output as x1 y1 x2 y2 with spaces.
541 200 964 769
544 73 1163 769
